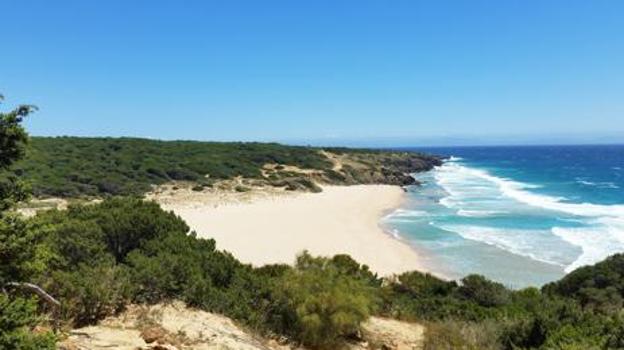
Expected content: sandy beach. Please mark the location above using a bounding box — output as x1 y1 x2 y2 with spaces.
157 185 426 276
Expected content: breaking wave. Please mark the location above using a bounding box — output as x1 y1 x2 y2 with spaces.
433 158 624 271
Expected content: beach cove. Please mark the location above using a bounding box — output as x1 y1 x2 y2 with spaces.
154 184 429 277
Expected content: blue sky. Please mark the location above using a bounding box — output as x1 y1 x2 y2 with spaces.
1 1 623 146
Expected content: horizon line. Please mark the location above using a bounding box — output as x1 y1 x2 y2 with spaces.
29 134 624 149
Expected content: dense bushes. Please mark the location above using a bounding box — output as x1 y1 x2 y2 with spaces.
543 253 624 312
380 263 624 349
26 199 233 324
49 263 131 325
16 137 335 197
14 136 441 197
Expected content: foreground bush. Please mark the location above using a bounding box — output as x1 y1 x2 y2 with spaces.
423 319 502 350
48 263 132 326
272 252 378 348
0 294 56 349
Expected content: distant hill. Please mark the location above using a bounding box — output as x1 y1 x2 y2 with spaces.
14 136 442 197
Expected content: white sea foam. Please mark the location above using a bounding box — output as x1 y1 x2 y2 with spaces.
432 162 624 272
575 178 596 186
439 197 458 208
385 209 428 218
552 218 624 272
436 162 624 218
457 209 508 217
576 178 620 189
387 228 403 240
435 224 569 267
382 209 430 223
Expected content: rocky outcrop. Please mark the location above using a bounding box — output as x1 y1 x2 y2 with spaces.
356 317 425 350
58 302 424 350
314 151 442 188
58 302 291 350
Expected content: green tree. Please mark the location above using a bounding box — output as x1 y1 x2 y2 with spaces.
0 95 55 348
0 94 43 283
0 94 36 212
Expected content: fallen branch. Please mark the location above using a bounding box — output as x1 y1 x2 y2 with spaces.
5 281 61 332
5 282 61 308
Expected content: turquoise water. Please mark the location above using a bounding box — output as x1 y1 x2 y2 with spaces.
382 145 624 288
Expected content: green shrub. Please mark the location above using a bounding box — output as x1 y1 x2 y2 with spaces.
396 270 457 297
0 294 56 349
49 263 132 326
273 252 378 348
66 198 190 263
423 320 502 350
458 275 511 307
0 214 50 284
127 232 216 303
40 218 110 269
329 254 380 287
543 254 624 313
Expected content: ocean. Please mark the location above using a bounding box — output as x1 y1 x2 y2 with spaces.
382 145 624 288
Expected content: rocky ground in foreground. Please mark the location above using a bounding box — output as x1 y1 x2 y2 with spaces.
58 302 424 350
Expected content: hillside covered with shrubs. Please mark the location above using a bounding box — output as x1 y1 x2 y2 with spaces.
14 137 442 198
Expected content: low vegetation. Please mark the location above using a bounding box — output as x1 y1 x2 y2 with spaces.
3 95 624 349
14 136 441 198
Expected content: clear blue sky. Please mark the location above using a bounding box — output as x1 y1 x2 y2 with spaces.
2 1 623 146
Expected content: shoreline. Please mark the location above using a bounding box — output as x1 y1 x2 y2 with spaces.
157 184 432 277
379 207 454 280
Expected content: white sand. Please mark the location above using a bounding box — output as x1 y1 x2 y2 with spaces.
160 185 426 276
